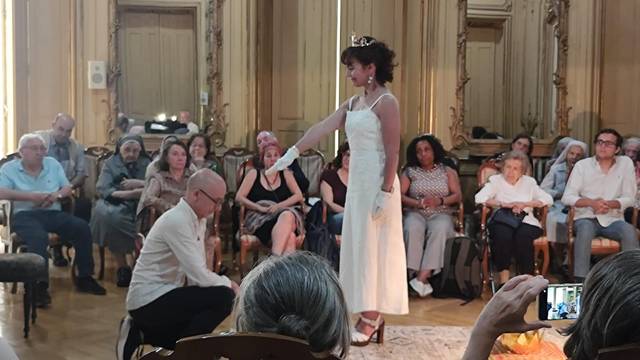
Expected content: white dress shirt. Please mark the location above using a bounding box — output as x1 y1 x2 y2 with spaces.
475 174 553 228
126 198 231 311
562 156 637 227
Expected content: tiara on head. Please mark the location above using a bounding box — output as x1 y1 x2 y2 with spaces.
350 32 376 47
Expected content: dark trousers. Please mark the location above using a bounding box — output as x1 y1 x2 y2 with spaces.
488 221 542 274
129 286 235 350
73 197 92 223
12 210 95 281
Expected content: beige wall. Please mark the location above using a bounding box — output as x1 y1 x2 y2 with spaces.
8 0 640 152
600 0 640 137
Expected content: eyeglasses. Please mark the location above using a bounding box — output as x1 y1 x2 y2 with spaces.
595 139 617 148
198 189 222 207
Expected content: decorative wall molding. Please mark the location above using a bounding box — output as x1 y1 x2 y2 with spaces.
106 0 120 145
549 0 571 136
204 0 228 156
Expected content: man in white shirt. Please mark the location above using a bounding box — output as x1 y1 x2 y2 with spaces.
178 110 199 134
117 169 238 360
562 128 639 282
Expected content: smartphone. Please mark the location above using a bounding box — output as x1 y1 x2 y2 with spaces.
538 283 583 320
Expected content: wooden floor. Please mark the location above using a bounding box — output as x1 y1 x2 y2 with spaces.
0 247 548 360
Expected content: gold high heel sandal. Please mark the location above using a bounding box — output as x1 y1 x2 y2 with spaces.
351 315 385 346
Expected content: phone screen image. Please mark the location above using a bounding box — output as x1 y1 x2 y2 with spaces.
539 284 583 320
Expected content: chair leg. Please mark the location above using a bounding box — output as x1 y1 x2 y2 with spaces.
214 240 222 273
541 244 550 276
240 238 248 278
23 282 32 338
98 246 105 280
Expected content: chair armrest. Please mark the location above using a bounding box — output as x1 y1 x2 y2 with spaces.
239 205 247 235
534 205 549 236
567 206 576 240
453 202 464 234
480 204 491 234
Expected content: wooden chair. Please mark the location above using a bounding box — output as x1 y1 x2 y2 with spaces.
566 206 639 280
222 147 255 195
479 205 550 290
140 332 340 360
238 202 305 278
477 158 500 188
297 148 326 198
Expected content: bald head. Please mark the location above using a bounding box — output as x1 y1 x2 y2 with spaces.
52 113 76 144
186 169 226 218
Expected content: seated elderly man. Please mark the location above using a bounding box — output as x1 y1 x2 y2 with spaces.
0 134 106 307
36 113 90 267
118 169 238 360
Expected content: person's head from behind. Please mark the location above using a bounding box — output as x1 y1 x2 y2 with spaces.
188 133 211 161
341 35 396 88
157 140 190 172
51 113 76 144
332 141 350 171
256 131 277 151
553 136 574 158
564 249 640 360
405 134 446 169
511 133 533 156
18 133 47 167
593 128 623 160
259 140 282 170
185 169 225 219
622 136 640 161
234 251 350 358
501 150 529 184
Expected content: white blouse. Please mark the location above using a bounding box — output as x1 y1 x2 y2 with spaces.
475 174 553 228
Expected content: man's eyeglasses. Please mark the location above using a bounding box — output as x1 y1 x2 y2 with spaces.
198 189 222 207
595 139 617 148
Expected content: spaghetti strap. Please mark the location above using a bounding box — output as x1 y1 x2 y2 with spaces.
348 95 358 111
369 93 393 110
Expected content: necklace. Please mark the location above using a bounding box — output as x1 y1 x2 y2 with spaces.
264 171 278 187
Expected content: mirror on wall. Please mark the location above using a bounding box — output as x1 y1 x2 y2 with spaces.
450 0 570 154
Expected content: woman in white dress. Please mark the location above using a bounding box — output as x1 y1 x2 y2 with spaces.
267 35 408 346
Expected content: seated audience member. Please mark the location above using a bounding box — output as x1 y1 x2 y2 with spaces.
118 169 238 360
187 133 223 176
137 140 194 223
540 140 587 270
463 249 640 360
90 135 151 287
235 251 350 358
475 151 553 286
176 110 199 135
235 139 305 255
622 137 640 227
0 134 106 307
561 128 639 282
320 141 350 237
146 135 197 180
253 130 309 194
545 136 574 174
485 133 534 177
401 134 461 297
36 113 90 266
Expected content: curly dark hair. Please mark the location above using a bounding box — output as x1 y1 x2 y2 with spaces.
405 134 446 168
331 141 350 169
340 36 397 85
157 140 191 172
187 133 212 158
511 133 534 156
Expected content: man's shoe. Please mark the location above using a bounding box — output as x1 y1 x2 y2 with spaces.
116 267 132 288
76 276 107 295
116 315 142 360
35 282 52 308
52 246 68 267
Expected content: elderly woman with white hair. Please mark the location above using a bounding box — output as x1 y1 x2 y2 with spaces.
234 251 351 358
623 136 640 227
475 151 553 286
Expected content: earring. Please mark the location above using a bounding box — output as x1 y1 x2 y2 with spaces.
367 75 374 85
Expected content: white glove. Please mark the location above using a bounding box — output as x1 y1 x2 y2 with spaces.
265 146 300 176
372 190 393 220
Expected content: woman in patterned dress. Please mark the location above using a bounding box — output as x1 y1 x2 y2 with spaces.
400 134 462 297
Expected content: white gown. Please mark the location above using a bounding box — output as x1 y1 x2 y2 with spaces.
339 93 409 315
